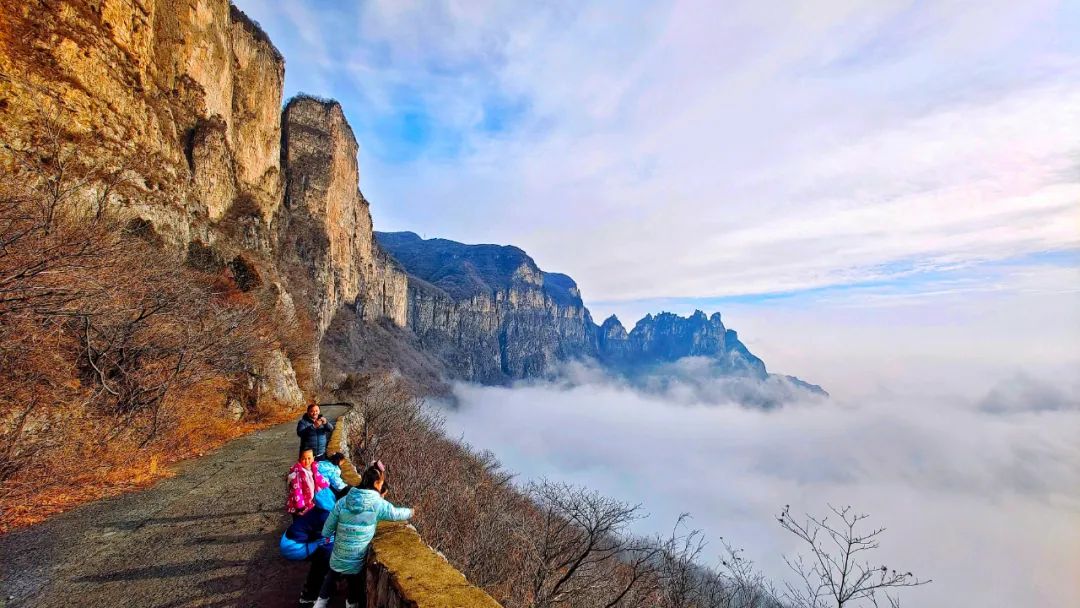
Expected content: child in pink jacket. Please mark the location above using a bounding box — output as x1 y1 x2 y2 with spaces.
287 447 329 518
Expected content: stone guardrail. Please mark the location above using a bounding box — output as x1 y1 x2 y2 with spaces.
326 405 502 608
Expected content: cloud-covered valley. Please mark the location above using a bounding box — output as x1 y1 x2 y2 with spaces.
442 368 1080 607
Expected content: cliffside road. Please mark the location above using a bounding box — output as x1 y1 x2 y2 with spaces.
0 406 350 608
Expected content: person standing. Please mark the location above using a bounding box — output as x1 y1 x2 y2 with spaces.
313 463 413 608
297 403 334 459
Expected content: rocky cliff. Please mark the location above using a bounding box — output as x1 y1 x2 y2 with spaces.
0 0 822 406
0 0 409 406
375 231 595 384
600 311 767 378
376 232 825 399
275 97 407 359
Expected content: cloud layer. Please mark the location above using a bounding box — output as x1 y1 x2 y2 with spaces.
443 370 1080 607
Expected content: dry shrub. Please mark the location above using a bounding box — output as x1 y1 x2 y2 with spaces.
0 118 301 531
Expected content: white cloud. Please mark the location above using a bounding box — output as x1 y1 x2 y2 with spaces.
443 370 1080 608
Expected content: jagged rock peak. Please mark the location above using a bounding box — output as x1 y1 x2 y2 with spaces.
601 314 624 329
229 4 285 62
599 315 628 339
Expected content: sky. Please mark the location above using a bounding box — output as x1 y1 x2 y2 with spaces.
231 2 1080 605
235 0 1080 316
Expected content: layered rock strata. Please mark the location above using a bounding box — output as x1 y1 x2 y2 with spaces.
376 231 595 383
276 97 407 347
375 231 822 396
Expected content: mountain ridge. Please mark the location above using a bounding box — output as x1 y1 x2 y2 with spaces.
375 231 826 402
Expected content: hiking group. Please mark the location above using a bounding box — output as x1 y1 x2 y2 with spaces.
280 403 414 608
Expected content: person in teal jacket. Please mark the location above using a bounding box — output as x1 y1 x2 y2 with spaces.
313 462 412 608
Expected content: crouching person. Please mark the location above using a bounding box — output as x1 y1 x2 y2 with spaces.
280 507 333 607
316 452 351 500
314 462 413 608
287 448 329 519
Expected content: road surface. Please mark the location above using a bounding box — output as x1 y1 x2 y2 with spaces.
0 405 350 608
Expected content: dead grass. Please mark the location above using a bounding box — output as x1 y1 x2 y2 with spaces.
0 112 314 534
0 389 299 534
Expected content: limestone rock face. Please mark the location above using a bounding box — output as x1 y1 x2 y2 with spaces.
597 315 631 359
377 232 595 383
0 0 285 244
0 1 409 392
258 349 305 408
603 310 766 378
376 231 824 398
276 97 408 351
0 0 822 403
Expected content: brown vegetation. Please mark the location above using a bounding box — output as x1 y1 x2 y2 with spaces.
0 118 305 532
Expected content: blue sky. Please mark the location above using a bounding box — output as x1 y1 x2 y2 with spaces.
235 0 1079 328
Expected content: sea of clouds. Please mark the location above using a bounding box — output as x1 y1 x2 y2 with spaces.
441 364 1080 607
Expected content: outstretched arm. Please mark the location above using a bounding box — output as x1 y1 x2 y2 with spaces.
377 498 413 522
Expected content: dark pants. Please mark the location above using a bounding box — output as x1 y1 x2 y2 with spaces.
317 568 365 604
301 549 331 601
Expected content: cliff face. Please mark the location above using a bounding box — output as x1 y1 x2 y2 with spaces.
0 0 822 404
375 232 821 398
376 232 594 384
0 0 409 404
276 97 407 346
604 311 768 379
0 0 286 244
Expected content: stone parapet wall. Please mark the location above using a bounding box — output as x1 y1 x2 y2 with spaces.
366 522 503 608
326 406 502 608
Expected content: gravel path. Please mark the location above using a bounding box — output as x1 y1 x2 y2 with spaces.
0 406 350 608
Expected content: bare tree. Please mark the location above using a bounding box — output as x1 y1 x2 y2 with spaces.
777 505 929 608
0 105 289 529
519 480 660 608
718 540 783 608
656 514 712 608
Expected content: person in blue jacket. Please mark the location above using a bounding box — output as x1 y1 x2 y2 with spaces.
316 452 351 500
279 507 333 607
313 461 413 608
296 403 334 458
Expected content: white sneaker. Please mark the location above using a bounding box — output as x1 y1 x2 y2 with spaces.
346 602 359 608
313 599 329 608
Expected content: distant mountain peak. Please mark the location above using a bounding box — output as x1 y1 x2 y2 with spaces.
375 232 824 404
